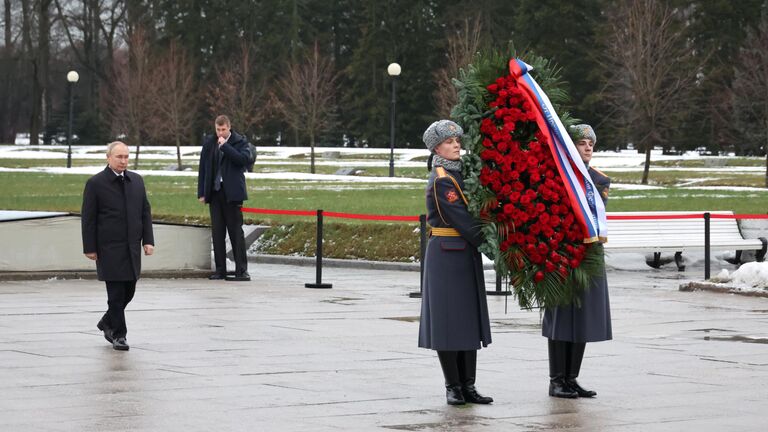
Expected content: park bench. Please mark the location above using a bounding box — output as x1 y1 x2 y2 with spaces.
604 211 767 272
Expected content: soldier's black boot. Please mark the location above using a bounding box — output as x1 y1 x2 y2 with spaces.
437 351 465 405
548 339 578 398
458 350 493 404
566 342 596 397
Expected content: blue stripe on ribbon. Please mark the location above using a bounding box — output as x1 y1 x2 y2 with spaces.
514 59 607 240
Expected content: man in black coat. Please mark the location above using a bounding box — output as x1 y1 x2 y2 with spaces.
197 115 252 281
82 141 154 351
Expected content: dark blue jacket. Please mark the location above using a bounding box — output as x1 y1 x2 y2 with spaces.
197 130 251 203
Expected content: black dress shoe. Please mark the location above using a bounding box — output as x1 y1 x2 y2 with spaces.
462 384 493 404
446 384 466 405
113 337 130 351
227 271 250 281
96 320 113 343
208 273 227 280
566 378 596 397
549 377 578 398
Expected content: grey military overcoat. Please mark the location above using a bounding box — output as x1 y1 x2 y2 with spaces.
541 167 612 342
418 166 492 351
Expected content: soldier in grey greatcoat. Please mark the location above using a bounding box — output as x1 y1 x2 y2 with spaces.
418 120 493 406
542 124 612 398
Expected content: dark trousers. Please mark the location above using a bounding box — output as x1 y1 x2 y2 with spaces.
103 280 136 338
209 188 248 275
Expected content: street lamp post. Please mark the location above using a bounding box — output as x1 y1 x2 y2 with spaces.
66 70 79 169
387 63 401 177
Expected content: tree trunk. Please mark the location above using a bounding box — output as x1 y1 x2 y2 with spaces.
642 144 652 185
30 0 51 146
131 128 140 169
1 0 13 142
310 133 316 174
176 135 182 170
3 0 9 48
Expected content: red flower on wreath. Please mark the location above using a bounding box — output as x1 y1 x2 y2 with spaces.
475 74 590 284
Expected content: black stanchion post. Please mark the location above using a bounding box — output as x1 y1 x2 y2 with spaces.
305 209 332 289
487 268 511 296
704 212 711 280
409 214 426 298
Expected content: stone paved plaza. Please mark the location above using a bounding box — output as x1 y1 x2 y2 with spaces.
1 263 767 431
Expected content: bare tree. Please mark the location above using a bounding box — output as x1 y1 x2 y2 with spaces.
599 0 703 184
272 42 339 174
27 0 53 145
54 0 126 110
0 0 18 143
433 15 484 118
732 11 768 188
146 40 198 170
109 26 151 168
206 42 266 139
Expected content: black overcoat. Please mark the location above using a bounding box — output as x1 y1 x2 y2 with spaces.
81 167 154 281
541 167 612 342
197 130 251 203
418 166 492 351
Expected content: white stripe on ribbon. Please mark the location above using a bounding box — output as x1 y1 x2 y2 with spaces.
516 60 608 241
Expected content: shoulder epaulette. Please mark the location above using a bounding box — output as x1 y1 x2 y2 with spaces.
591 167 608 178
432 167 469 206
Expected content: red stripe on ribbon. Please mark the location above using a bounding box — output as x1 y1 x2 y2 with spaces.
508 59 595 240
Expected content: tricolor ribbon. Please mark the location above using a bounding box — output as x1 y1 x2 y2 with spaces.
509 59 608 243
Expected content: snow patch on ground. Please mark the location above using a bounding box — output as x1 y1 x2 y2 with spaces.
709 262 768 291
0 166 426 183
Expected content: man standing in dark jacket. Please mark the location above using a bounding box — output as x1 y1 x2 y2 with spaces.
197 115 252 281
82 141 154 351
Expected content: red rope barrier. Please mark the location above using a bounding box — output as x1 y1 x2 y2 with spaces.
711 214 768 219
607 214 702 220
241 207 317 217
608 213 768 220
241 207 768 222
324 211 419 222
241 207 419 222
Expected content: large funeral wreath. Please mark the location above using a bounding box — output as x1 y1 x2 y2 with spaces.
452 49 603 310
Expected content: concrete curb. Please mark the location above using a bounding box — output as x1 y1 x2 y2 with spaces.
248 253 420 272
679 281 768 298
0 269 212 281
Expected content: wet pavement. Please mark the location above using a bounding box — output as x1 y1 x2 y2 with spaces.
1 263 767 431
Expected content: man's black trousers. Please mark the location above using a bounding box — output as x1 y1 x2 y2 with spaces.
103 280 137 338
209 188 248 275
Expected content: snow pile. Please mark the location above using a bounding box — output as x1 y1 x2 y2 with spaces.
709 262 768 291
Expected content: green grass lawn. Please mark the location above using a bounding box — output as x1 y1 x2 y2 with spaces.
652 157 767 168
0 172 425 224
2 152 766 261
604 170 767 188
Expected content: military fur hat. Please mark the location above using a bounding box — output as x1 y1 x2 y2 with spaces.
423 120 463 153
570 124 596 144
